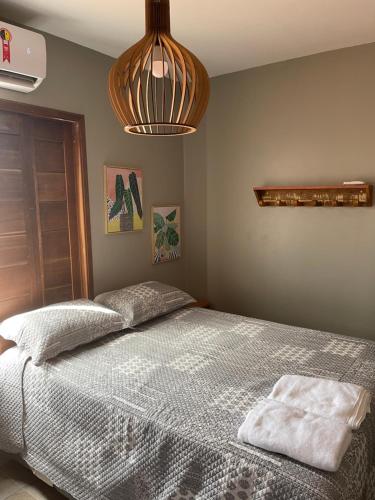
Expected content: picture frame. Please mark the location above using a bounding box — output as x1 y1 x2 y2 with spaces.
151 205 181 264
104 165 144 234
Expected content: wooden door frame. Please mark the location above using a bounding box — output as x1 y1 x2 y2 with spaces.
0 98 94 299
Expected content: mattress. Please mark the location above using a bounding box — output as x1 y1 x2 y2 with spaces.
1 307 375 499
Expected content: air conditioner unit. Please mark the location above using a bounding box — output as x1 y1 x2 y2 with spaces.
0 22 46 93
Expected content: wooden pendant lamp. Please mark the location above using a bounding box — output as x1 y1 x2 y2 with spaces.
108 0 210 136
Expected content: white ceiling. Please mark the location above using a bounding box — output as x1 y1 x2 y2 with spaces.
2 0 375 77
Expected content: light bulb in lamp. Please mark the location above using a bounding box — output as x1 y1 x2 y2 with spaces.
152 45 168 78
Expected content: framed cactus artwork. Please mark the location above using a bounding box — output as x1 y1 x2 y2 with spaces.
104 165 143 234
152 206 181 264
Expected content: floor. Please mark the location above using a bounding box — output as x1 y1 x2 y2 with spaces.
0 459 64 500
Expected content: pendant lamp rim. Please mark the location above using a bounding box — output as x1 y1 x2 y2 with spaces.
125 123 197 136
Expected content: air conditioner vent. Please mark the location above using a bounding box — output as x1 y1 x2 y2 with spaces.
0 69 37 84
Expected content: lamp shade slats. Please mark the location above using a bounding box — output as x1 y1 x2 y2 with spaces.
108 0 209 136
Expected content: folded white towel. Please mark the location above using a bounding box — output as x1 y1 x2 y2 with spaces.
268 375 371 430
238 399 352 472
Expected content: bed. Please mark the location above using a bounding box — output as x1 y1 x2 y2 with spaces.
1 305 375 499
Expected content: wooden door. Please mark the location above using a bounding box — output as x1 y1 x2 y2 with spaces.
31 116 83 305
0 111 42 317
0 104 92 320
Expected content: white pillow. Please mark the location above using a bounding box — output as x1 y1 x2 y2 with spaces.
95 281 195 327
0 299 125 366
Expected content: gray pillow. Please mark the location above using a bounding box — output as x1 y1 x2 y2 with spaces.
94 281 195 327
0 299 125 366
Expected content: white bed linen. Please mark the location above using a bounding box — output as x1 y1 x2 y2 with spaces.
238 398 353 472
0 347 29 453
269 374 371 429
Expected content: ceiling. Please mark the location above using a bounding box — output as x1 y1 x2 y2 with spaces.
2 0 375 77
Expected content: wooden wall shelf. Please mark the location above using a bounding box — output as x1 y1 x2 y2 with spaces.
253 184 373 207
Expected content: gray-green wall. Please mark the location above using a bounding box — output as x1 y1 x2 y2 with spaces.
185 43 375 340
183 119 208 300
0 32 186 296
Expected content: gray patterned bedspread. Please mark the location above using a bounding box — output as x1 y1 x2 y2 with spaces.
1 308 375 499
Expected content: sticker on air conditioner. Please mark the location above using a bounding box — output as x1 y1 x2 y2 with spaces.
0 28 12 63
